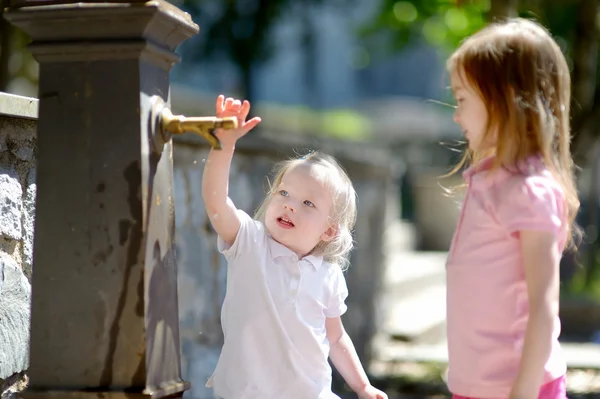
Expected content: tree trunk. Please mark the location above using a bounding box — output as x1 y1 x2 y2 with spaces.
571 0 599 118
488 0 519 21
584 143 600 289
571 0 600 167
568 0 600 290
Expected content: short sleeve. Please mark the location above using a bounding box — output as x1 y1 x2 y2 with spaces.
324 266 349 318
496 176 564 235
217 209 262 261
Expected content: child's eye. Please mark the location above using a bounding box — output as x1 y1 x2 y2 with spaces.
304 200 314 207
279 190 289 197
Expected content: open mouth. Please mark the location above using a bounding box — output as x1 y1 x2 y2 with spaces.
277 217 295 228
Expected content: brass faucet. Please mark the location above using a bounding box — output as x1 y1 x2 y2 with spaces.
160 107 238 150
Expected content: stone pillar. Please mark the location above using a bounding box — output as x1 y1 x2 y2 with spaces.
4 1 198 397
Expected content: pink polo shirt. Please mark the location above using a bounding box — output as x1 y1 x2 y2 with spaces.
446 154 568 398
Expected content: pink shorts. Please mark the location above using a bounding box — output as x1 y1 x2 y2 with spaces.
452 375 567 399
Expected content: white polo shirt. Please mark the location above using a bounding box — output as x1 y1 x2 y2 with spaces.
206 210 349 399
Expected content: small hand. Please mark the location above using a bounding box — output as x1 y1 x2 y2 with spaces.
215 95 262 148
357 385 388 399
508 386 537 399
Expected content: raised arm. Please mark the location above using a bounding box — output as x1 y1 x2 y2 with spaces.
202 95 261 245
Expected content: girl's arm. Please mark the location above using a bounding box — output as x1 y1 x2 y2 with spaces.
202 95 261 246
509 230 561 399
202 146 239 245
326 317 387 399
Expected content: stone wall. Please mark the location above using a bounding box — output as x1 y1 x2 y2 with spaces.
173 132 400 399
0 93 37 396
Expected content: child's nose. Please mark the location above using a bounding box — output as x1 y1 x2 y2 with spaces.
453 110 460 124
283 203 296 213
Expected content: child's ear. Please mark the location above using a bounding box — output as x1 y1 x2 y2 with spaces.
320 225 338 242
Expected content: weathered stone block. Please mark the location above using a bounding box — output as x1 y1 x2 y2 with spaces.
12 146 34 162
0 253 31 380
22 168 36 273
0 167 22 240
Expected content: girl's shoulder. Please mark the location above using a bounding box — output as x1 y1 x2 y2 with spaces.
319 260 346 278
491 168 566 234
500 168 565 205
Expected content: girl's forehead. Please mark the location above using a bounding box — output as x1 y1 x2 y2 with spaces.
282 162 329 183
450 68 468 90
280 163 338 199
451 69 481 98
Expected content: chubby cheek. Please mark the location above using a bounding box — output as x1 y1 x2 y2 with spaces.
264 203 274 219
263 208 278 234
264 197 279 216
310 213 332 234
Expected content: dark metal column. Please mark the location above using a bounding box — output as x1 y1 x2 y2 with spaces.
4 2 204 397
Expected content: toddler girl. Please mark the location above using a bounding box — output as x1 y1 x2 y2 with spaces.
202 95 387 399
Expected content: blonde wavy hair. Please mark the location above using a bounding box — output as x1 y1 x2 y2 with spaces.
254 151 357 270
446 18 581 248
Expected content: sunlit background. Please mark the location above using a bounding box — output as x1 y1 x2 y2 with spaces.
1 0 600 397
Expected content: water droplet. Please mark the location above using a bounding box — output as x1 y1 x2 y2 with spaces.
193 160 197 164
212 213 219 220
202 159 206 163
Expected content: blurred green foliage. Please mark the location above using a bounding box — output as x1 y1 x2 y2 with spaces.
360 0 580 59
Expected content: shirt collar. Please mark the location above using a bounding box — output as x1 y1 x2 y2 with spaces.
462 153 545 188
267 235 323 270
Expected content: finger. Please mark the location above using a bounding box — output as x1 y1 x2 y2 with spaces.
242 116 262 133
216 95 225 113
224 97 234 110
239 100 251 120
231 99 242 111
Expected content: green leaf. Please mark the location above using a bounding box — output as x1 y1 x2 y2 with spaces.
393 2 419 23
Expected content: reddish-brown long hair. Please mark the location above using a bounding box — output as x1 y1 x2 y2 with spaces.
447 18 580 247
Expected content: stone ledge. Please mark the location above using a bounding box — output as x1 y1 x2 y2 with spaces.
0 93 38 120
